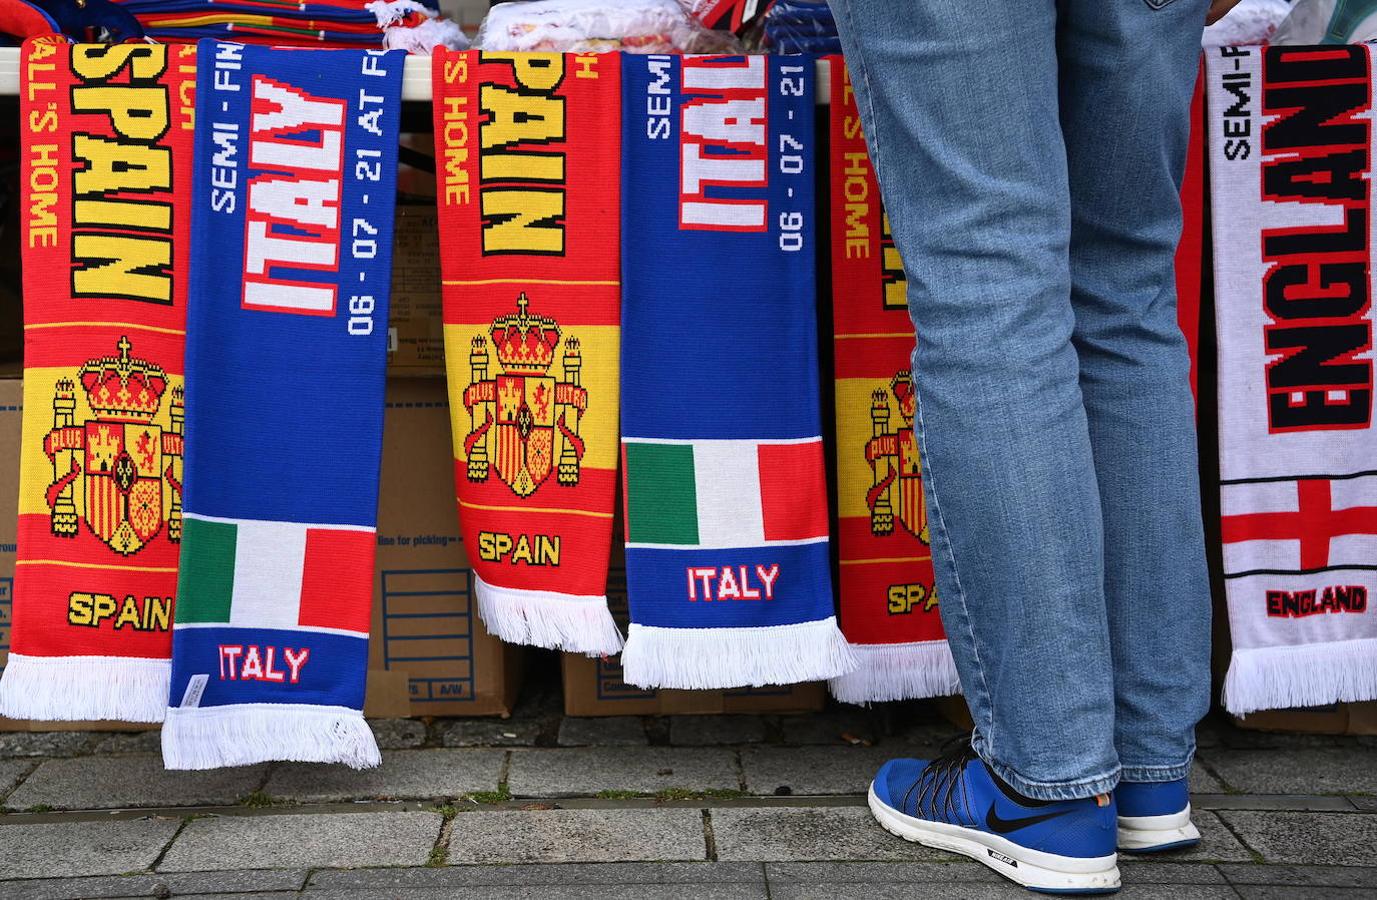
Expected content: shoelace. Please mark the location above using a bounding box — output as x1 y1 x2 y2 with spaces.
901 735 979 823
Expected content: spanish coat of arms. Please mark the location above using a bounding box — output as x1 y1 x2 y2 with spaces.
43 336 184 556
463 293 588 498
866 370 929 545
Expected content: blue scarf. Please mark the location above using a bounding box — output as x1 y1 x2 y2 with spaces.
618 54 854 689
163 42 404 769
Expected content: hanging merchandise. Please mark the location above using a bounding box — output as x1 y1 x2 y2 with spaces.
112 0 417 47
619 54 856 689
1205 44 1377 715
475 0 739 54
430 48 624 656
0 39 195 723
759 0 839 55
1201 0 1291 47
824 61 958 705
368 0 467 53
161 42 404 769
0 0 143 42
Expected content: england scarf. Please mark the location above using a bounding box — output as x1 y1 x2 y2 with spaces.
1206 44 1377 715
162 42 404 768
431 49 623 656
824 60 958 704
0 39 195 723
619 54 855 689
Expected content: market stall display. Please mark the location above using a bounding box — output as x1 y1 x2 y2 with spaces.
474 0 737 53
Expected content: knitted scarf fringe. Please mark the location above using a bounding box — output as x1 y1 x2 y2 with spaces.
619 617 859 690
0 653 169 723
1223 639 1377 716
475 575 624 656
828 641 962 705
162 704 381 770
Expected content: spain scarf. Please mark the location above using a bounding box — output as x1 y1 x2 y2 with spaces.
162 42 404 769
619 54 854 689
431 49 623 656
0 39 195 724
824 60 959 704
1206 44 1377 714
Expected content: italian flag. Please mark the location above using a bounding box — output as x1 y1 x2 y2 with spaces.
176 515 374 635
622 438 828 548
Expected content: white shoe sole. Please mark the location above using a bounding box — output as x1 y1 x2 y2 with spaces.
1117 805 1201 854
868 782 1121 894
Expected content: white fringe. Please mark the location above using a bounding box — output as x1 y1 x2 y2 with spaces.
828 640 962 705
0 653 169 723
1222 638 1377 716
162 703 381 770
475 574 624 656
619 617 859 690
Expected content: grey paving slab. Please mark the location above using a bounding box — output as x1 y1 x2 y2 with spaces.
1114 862 1228 884
0 869 308 900
766 861 998 883
0 731 99 759
441 718 543 748
1219 863 1377 888
670 716 767 746
888 720 966 751
779 710 880 746
1218 810 1377 866
447 808 706 864
0 758 34 798
1201 748 1377 795
1191 759 1226 794
6 754 267 810
90 730 164 755
1347 795 1377 812
771 884 1238 900
368 718 427 750
1193 794 1357 812
506 747 738 797
157 810 441 871
0 818 181 879
742 746 893 796
262 748 505 802
711 806 956 862
309 862 765 889
557 717 648 747
306 887 766 900
1234 888 1373 899
1125 811 1254 864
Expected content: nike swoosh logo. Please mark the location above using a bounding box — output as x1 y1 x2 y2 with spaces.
985 804 1068 835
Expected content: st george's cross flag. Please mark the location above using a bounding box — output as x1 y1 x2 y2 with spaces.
1206 44 1377 715
162 42 404 768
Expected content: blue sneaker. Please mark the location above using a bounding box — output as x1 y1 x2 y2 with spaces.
1115 779 1200 854
868 741 1120 894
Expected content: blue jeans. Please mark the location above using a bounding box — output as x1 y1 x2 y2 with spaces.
831 0 1213 800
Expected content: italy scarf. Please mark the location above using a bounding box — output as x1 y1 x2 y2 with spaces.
1206 44 1377 714
431 49 623 656
619 54 855 689
162 42 404 769
824 60 958 704
0 39 195 723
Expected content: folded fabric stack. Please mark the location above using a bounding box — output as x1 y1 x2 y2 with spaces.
760 0 838 55
114 0 461 48
475 0 736 53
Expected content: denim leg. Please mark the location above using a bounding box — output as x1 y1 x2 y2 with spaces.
831 0 1119 800
1057 0 1213 783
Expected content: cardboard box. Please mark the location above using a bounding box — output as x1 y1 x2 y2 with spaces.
562 568 826 716
1234 702 1377 737
365 378 523 717
386 202 446 378
0 376 520 728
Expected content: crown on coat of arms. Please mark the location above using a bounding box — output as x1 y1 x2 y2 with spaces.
890 371 915 424
490 293 562 375
77 336 168 422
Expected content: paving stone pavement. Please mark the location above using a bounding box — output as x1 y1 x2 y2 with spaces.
262 749 507 802
157 810 443 871
506 747 740 796
1 712 1376 896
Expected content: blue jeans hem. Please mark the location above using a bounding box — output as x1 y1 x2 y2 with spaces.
972 738 1121 802
1119 760 1194 783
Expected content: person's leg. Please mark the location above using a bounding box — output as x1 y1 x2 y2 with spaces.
830 0 1119 800
1057 0 1213 794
